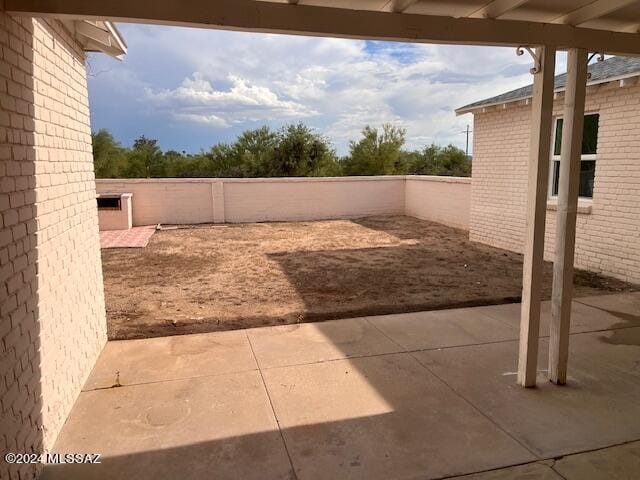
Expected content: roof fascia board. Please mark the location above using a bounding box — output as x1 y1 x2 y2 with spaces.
6 0 640 55
455 71 640 114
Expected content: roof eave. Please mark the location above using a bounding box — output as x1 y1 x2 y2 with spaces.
455 71 640 115
70 19 127 59
104 21 127 55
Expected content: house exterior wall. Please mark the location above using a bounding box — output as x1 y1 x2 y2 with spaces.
470 81 640 284
95 176 472 228
1 13 106 479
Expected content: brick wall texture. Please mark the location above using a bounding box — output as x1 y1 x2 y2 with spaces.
1 13 107 479
470 81 640 284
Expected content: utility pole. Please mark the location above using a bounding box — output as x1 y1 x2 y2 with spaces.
461 124 472 158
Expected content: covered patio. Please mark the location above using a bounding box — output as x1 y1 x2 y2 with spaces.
10 0 640 392
43 292 640 479
3 1 640 479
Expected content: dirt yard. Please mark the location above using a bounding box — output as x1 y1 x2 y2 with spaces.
102 216 637 339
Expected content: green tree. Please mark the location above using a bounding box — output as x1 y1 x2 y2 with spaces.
233 126 278 177
91 129 128 178
163 150 209 177
89 125 470 180
126 135 164 178
437 144 471 176
270 123 341 177
343 124 406 175
406 143 471 177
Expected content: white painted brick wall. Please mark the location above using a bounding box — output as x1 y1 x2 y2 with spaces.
1 13 106 479
470 81 640 284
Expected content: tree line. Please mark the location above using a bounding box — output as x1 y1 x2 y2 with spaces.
92 123 471 179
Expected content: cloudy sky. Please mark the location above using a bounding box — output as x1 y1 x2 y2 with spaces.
87 23 568 155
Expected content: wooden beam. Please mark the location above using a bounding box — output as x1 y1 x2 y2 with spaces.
517 45 556 388
390 0 418 13
623 23 640 34
465 0 530 19
6 0 640 55
552 0 637 26
549 48 588 385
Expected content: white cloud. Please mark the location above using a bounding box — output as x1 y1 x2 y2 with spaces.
88 24 562 154
145 73 316 126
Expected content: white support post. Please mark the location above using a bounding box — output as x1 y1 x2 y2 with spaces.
549 48 588 385
517 45 556 388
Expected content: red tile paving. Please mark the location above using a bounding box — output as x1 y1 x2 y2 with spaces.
100 226 156 249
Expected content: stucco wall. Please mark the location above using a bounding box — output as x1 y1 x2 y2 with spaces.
1 13 106 479
96 176 408 225
97 193 132 231
405 176 471 229
97 179 215 225
95 176 472 228
223 177 406 223
470 81 640 284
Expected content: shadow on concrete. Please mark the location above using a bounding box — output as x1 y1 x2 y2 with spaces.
41 351 539 480
40 321 640 480
42 430 295 480
597 309 640 346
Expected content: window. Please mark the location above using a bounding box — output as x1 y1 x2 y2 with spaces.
550 113 599 199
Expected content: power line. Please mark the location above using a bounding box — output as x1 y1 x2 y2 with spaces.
460 124 472 158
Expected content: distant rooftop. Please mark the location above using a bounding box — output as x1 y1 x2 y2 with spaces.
456 56 640 114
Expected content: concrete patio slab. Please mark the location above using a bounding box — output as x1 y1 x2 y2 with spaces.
247 317 402 369
447 462 562 479
574 291 640 324
553 440 640 480
43 293 640 480
448 441 640 479
414 327 640 458
84 330 257 389
43 371 293 480
475 299 629 335
366 307 519 351
262 353 535 480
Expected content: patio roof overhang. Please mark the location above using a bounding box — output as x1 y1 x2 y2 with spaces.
5 0 637 389
6 0 640 56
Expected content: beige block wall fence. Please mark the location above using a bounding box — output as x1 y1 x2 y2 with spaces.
470 81 640 284
95 175 472 228
405 176 471 230
1 13 106 480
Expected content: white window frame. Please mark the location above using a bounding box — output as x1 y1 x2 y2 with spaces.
548 113 598 200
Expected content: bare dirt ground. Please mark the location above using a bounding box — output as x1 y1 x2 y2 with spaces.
102 215 637 340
